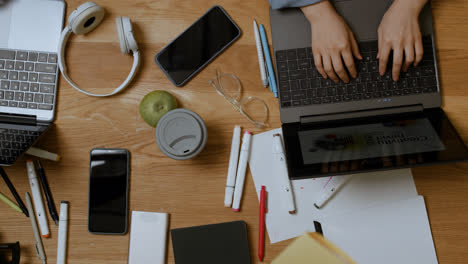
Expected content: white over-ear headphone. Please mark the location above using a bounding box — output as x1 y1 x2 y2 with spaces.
58 1 140 97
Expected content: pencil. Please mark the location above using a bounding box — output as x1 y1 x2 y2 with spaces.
0 191 23 214
0 167 29 217
35 160 59 225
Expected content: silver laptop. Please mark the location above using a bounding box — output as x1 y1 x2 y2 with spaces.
0 0 65 165
270 0 468 179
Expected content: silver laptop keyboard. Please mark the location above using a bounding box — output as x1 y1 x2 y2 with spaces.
0 49 57 111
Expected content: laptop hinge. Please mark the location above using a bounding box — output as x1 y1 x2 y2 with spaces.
0 113 36 126
300 105 424 125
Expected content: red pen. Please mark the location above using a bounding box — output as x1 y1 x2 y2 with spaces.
258 185 267 261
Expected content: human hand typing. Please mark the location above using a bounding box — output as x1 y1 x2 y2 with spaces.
301 1 362 83
377 0 428 81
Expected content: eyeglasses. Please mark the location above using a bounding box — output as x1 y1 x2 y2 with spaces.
209 70 269 129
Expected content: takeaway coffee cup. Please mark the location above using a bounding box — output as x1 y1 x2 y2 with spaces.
155 109 207 160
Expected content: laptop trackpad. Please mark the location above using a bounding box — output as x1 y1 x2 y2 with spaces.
0 0 65 52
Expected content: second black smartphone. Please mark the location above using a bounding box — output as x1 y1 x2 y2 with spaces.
155 6 241 86
88 148 129 235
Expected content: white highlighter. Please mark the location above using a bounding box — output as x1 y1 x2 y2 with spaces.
232 131 252 211
314 175 353 209
57 201 69 264
224 126 241 207
26 160 50 238
273 134 296 214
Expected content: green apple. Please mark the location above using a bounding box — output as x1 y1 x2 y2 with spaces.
139 91 178 127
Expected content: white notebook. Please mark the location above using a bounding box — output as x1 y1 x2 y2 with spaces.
128 211 168 264
318 196 438 264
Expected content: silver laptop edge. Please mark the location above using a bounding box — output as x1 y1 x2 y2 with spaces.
0 0 65 124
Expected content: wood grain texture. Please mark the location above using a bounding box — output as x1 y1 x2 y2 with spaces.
1 0 468 263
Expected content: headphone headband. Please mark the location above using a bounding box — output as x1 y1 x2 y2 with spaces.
57 2 140 97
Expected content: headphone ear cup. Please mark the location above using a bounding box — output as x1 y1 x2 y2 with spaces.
115 17 128 54
70 2 105 35
116 17 138 54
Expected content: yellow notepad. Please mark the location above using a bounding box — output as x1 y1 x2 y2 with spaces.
272 233 356 264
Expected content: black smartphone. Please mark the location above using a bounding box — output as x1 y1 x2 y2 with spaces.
88 148 129 235
155 5 241 86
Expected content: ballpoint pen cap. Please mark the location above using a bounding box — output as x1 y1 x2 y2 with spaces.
224 187 234 207
59 201 69 220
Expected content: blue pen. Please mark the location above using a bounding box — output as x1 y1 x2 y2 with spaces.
259 24 278 98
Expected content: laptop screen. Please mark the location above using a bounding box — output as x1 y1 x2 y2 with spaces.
0 0 65 52
283 108 468 179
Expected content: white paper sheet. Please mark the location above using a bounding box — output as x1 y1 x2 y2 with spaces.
320 196 438 264
249 128 418 243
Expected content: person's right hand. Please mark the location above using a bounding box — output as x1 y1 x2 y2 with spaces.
301 1 362 83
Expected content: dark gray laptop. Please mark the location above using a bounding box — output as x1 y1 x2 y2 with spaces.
270 0 468 179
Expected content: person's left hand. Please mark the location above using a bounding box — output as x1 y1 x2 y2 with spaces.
377 0 428 81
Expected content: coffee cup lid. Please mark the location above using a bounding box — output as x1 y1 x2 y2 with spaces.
156 109 207 160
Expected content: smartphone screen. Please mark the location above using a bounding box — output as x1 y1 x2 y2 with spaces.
88 149 129 234
155 6 241 86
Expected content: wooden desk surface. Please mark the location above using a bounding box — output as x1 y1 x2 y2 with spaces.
1 0 468 263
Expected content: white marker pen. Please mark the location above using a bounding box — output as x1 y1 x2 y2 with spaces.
253 20 268 87
232 131 252 211
314 175 353 209
273 134 296 214
57 201 69 264
224 126 241 207
26 160 50 238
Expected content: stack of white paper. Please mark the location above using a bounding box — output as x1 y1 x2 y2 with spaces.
320 196 437 264
248 128 438 264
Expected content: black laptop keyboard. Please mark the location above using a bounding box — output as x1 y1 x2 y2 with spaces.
275 36 438 108
0 128 39 164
